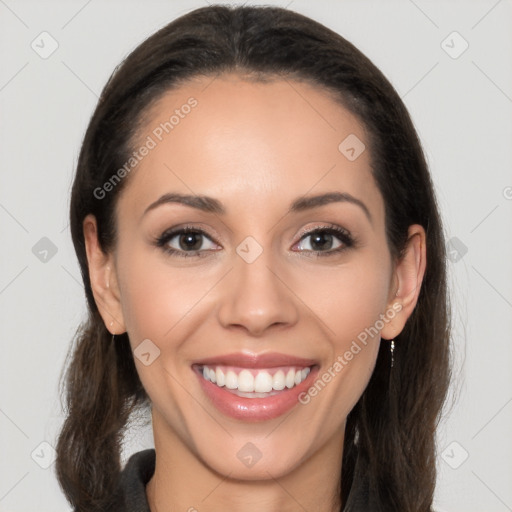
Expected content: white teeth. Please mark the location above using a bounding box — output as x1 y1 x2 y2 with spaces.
200 365 311 393
272 370 286 391
225 370 238 389
285 369 295 388
254 371 273 393
215 367 225 387
238 369 254 392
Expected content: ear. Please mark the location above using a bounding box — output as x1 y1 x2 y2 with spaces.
380 224 427 340
83 214 126 335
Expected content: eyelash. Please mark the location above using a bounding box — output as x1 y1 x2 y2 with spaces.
154 223 356 259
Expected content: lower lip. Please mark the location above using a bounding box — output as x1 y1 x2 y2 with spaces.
193 366 318 422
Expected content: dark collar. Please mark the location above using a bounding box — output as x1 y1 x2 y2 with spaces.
113 449 155 512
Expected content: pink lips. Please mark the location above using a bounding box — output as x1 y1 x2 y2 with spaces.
193 351 318 368
192 352 319 422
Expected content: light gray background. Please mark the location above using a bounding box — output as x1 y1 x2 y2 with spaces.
1 1 511 511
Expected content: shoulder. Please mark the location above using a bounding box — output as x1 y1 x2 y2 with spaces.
111 449 155 512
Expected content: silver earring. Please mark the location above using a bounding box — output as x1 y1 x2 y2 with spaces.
390 340 395 368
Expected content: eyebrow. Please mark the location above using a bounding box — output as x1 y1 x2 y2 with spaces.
291 192 372 223
143 191 372 223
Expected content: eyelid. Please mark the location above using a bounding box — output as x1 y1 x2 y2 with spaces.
296 222 351 239
157 223 221 243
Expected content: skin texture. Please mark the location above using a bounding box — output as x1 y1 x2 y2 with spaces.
83 74 426 512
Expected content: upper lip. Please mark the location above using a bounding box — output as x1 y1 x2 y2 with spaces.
192 352 318 368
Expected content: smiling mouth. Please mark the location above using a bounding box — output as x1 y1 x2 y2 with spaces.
196 364 312 398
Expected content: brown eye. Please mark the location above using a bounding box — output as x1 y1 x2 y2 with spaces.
156 227 219 258
300 231 338 251
294 226 355 256
176 232 204 251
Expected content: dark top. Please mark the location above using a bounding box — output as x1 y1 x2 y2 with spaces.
113 449 374 511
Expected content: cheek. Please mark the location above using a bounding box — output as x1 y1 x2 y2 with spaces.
292 257 392 344
115 249 214 409
116 247 216 344
292 255 390 413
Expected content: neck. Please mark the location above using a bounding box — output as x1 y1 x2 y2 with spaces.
146 409 344 512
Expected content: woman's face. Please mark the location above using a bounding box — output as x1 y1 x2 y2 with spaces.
91 73 413 480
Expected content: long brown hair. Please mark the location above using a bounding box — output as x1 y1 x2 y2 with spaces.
56 5 451 511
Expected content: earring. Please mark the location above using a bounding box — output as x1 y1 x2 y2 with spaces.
390 340 395 368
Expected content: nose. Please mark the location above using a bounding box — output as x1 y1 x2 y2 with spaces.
217 245 299 336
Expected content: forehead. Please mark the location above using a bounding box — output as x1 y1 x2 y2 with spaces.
118 73 383 223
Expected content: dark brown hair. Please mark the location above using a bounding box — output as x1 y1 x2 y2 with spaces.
56 5 451 511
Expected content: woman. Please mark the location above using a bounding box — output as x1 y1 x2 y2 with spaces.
56 5 451 511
